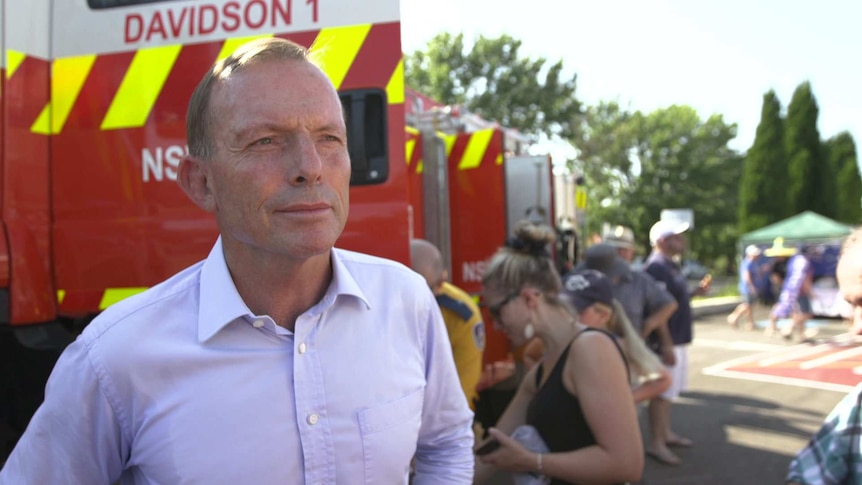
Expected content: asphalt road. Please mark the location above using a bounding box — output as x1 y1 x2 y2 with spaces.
487 305 855 485
635 307 853 485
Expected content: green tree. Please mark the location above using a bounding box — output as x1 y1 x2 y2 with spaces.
573 104 741 267
825 132 862 224
785 82 833 217
567 101 639 212
739 90 789 231
404 33 580 139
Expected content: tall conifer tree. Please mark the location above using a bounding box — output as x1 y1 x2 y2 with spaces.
785 82 833 216
739 90 787 231
826 132 862 223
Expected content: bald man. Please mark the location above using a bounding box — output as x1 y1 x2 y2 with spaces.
787 228 862 484
411 240 485 410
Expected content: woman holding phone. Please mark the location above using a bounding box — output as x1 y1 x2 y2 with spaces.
473 221 643 485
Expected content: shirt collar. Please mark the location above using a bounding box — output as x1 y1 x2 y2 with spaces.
309 248 371 316
198 237 253 343
197 240 371 342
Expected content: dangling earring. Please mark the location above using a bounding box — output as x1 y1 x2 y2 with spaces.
523 322 535 340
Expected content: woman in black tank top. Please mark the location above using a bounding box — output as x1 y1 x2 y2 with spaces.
473 222 643 485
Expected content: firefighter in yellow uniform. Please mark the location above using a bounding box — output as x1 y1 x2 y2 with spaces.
411 240 485 409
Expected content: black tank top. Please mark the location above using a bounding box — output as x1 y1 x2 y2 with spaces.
525 328 628 485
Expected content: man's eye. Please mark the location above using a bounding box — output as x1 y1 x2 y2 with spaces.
255 137 273 145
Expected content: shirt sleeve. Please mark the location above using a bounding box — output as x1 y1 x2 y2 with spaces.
642 272 675 310
0 336 127 485
412 300 475 484
786 386 862 484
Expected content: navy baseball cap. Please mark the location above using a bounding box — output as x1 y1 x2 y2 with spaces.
562 269 614 312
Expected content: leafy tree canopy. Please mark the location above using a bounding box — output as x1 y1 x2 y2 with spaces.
573 104 741 268
405 32 580 140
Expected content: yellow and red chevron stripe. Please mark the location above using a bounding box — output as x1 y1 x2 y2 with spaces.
12 22 404 136
444 128 504 171
57 287 148 313
404 127 505 175
405 126 422 173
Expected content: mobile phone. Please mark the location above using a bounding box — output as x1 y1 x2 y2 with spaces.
475 439 501 456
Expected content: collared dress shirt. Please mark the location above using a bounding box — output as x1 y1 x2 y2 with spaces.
0 238 474 484
786 383 862 484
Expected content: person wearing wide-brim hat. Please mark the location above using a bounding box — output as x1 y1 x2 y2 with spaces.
763 237 798 258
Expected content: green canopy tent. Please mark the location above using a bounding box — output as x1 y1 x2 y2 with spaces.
740 211 853 247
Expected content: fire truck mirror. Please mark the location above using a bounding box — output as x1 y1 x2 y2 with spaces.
339 89 389 186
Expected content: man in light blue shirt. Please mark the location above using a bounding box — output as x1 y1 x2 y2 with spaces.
0 38 474 484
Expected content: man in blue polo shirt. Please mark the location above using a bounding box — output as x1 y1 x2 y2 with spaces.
643 219 710 466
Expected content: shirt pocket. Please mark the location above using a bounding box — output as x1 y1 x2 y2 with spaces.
357 387 424 484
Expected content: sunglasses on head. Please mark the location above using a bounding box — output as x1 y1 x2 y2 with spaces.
484 292 520 320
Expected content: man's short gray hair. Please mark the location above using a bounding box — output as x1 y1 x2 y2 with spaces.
186 38 311 161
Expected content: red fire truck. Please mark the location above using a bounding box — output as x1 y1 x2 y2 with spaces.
0 0 560 454
404 98 557 365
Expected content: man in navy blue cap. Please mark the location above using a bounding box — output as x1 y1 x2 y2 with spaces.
575 243 677 364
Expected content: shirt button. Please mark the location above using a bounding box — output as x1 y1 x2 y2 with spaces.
307 413 319 425
298 343 307 354
252 319 264 328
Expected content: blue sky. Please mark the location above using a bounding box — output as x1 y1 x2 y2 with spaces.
401 0 862 158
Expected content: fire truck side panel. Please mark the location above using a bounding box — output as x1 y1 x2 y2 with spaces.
4 1 56 324
446 129 506 295
0 2 8 291
52 0 400 58
445 129 511 366
405 128 425 240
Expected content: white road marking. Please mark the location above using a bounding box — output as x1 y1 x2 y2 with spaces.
693 338 784 352
701 367 854 393
724 424 810 455
698 333 862 391
757 344 835 366
799 345 862 370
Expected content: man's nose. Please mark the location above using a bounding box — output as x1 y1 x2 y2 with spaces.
289 134 323 186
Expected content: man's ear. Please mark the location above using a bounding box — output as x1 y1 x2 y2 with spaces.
177 155 216 213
